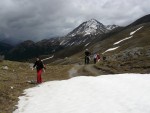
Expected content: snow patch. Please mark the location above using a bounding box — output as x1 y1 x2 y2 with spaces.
113 36 133 45
106 25 118 30
130 26 143 35
82 38 88 42
70 42 75 46
60 40 66 45
84 32 91 36
85 43 90 47
71 33 76 37
41 55 54 61
102 46 119 54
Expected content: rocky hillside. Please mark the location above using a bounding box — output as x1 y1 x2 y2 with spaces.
0 41 13 55
72 15 150 73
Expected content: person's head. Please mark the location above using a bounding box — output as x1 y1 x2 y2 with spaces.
85 49 88 51
36 57 40 61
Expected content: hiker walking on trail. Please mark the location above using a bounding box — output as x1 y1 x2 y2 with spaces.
93 53 101 64
85 49 91 64
93 53 97 64
32 57 46 84
96 53 100 62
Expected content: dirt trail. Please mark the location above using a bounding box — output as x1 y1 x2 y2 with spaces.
68 65 84 77
69 64 110 77
84 65 110 75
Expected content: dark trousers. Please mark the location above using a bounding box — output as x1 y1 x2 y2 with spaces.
94 58 96 64
85 56 89 64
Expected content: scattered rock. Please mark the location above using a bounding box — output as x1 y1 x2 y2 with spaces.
29 64 34 68
2 66 9 70
146 48 150 57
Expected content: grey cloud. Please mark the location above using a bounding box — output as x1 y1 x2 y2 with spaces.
0 0 150 41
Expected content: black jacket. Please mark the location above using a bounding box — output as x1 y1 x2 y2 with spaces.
85 51 91 56
33 60 45 71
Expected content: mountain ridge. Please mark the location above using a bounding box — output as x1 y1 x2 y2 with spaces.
67 19 118 37
60 19 119 47
127 14 150 27
1 14 150 62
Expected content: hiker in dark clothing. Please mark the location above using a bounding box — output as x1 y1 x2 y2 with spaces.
85 49 91 64
32 57 46 84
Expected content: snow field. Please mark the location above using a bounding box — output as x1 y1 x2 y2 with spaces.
14 74 150 113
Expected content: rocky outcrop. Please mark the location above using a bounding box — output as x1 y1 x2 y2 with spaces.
107 47 150 61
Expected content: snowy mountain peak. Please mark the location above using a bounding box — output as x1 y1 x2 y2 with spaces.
88 18 98 22
67 19 108 37
85 19 103 27
61 19 119 47
106 25 119 30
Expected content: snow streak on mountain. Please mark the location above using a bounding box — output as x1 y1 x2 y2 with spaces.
105 25 119 30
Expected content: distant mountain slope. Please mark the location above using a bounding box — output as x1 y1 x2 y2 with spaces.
93 23 150 57
67 14 150 59
0 38 23 46
127 14 150 27
0 41 13 55
75 22 150 73
5 39 63 61
50 14 150 72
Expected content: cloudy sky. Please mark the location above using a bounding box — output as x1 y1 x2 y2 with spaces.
0 0 150 41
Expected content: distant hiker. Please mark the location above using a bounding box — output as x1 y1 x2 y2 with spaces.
103 56 106 61
97 54 100 62
93 53 97 64
32 57 46 84
85 49 91 64
93 53 100 64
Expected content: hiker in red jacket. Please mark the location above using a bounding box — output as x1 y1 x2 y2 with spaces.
32 57 46 84
97 54 100 62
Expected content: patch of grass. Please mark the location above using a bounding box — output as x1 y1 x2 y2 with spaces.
96 56 150 74
0 60 72 113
